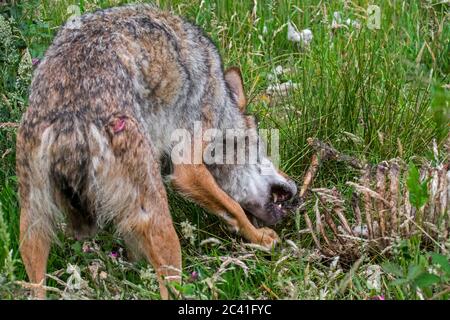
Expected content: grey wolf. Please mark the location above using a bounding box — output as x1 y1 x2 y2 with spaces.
16 4 297 299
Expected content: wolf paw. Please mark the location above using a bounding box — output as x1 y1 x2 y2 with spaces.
254 227 279 249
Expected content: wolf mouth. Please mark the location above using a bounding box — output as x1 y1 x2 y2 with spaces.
246 193 301 228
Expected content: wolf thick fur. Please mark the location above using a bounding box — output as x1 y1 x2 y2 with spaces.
17 4 296 299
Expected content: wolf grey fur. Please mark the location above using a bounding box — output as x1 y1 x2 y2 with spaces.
17 4 296 242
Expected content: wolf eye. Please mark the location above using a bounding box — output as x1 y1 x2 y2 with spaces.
244 114 258 128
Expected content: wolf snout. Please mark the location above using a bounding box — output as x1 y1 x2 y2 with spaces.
269 180 297 203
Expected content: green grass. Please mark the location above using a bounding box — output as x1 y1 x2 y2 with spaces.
0 0 449 299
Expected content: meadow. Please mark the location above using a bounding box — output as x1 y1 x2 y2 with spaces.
0 0 449 299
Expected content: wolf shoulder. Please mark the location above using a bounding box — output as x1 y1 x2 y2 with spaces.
29 5 221 118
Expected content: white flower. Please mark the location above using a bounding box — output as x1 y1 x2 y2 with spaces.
332 11 342 29
287 21 313 47
66 263 79 275
366 265 382 292
262 24 268 34
180 220 197 245
287 21 301 42
140 266 159 291
300 29 313 46
267 65 286 81
66 263 83 290
266 80 299 96
352 224 369 238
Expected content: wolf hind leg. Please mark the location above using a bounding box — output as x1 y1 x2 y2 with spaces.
89 117 181 299
19 205 54 299
17 124 63 299
119 205 182 299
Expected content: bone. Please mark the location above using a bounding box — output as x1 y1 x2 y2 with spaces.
299 152 321 198
307 138 365 170
360 167 374 240
301 137 449 261
313 199 334 250
375 162 388 240
304 212 322 250
388 160 401 235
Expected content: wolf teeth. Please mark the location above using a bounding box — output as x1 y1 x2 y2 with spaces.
278 204 282 208
273 193 277 203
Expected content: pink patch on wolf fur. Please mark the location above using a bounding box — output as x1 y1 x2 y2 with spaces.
113 117 126 133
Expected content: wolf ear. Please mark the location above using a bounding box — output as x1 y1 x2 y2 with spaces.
225 67 247 112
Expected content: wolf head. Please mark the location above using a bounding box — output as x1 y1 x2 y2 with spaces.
207 67 298 227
